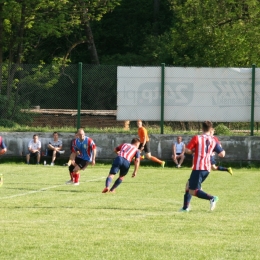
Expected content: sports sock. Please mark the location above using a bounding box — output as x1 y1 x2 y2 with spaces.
70 172 74 181
105 176 112 188
183 189 192 209
110 177 122 191
74 172 80 183
150 156 163 164
195 189 213 200
217 166 227 171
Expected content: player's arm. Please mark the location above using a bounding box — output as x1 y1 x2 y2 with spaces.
132 151 140 178
91 148 96 166
0 142 7 155
0 147 7 155
185 136 197 154
214 143 225 158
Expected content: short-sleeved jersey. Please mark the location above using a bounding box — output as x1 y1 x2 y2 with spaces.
138 127 149 143
174 141 184 154
28 139 41 150
116 143 140 163
49 139 62 148
186 134 223 171
0 136 7 149
72 137 96 161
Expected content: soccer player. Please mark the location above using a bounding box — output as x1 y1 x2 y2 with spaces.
137 120 165 167
180 121 225 212
66 128 96 185
210 128 233 175
0 136 7 156
102 138 141 193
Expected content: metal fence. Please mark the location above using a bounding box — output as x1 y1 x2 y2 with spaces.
0 62 259 134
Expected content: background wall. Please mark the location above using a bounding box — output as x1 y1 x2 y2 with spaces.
1 132 260 162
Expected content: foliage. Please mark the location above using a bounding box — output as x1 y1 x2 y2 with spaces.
215 123 232 135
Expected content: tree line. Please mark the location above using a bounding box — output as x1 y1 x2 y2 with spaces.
0 0 259 126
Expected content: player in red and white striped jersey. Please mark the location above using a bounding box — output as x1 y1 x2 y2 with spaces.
180 121 225 212
102 138 141 193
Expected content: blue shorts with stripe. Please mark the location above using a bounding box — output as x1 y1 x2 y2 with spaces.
189 170 210 190
109 156 131 177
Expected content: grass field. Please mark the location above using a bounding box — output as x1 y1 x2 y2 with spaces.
0 163 260 260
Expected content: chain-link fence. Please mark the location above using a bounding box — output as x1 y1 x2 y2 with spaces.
0 63 259 134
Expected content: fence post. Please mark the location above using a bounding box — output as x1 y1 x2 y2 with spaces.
160 63 165 134
250 64 256 136
77 62 82 129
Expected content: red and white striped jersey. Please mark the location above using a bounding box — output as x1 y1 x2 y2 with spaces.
116 143 139 163
187 134 222 171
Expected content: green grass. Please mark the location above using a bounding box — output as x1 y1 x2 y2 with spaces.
0 164 259 260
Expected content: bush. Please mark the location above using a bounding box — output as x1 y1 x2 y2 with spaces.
215 124 231 135
0 119 19 128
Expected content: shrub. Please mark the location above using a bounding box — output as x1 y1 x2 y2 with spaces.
215 124 231 135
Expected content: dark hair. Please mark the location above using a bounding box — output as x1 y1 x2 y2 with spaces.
53 131 58 135
33 134 38 138
202 121 213 132
131 138 140 144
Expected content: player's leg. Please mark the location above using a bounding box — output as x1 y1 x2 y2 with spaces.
71 157 88 185
189 170 218 210
102 156 121 193
144 142 165 167
51 150 57 165
180 179 192 211
109 159 129 192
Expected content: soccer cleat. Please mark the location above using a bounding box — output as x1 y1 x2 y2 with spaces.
73 182 79 186
161 161 165 168
50 163 54 166
179 208 190 212
102 187 109 193
227 167 233 175
109 189 116 193
66 180 74 185
210 196 219 211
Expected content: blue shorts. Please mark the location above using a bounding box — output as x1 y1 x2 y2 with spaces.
188 170 210 190
109 156 130 177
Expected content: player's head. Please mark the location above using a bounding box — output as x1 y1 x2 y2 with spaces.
209 128 215 136
137 120 143 128
77 128 85 141
131 138 140 147
202 121 213 133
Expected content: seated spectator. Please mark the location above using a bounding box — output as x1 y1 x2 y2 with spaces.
0 136 7 156
47 132 64 166
172 136 185 168
26 134 41 164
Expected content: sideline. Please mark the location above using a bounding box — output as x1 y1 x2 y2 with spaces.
0 176 106 200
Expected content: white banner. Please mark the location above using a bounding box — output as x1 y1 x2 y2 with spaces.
117 66 260 122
